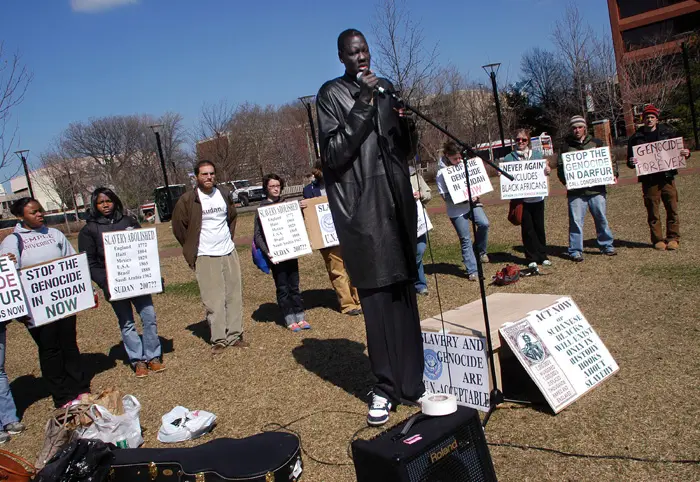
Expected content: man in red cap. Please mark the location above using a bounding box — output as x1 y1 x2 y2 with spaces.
627 104 691 250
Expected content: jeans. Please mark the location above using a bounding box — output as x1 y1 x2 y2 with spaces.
415 234 428 292
0 325 19 426
450 207 490 275
270 258 305 326
567 194 614 256
110 295 161 364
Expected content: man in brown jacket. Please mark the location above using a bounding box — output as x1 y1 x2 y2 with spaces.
172 160 247 354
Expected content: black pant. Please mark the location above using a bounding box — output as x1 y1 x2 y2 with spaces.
358 282 425 404
29 315 90 408
270 259 304 324
521 201 548 264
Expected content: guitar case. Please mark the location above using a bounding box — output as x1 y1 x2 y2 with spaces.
109 433 302 481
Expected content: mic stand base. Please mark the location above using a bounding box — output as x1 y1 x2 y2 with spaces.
481 388 531 428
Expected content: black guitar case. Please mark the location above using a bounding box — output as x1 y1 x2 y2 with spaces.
108 433 302 481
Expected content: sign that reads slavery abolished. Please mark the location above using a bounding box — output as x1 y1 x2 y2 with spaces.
500 297 618 413
103 228 163 301
633 137 687 177
0 256 28 322
314 202 339 248
422 331 490 412
258 201 312 263
562 146 616 190
499 159 549 200
20 253 95 327
441 158 493 205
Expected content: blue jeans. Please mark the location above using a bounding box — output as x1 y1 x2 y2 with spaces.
111 295 161 364
0 325 19 426
568 194 614 256
450 207 490 275
415 234 428 292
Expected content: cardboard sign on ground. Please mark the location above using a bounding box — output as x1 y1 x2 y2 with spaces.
103 228 163 301
0 255 28 322
633 137 687 176
561 146 615 190
258 201 312 262
301 196 339 250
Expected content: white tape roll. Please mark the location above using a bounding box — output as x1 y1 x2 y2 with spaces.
420 393 458 416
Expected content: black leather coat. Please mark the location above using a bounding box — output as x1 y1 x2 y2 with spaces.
316 73 417 289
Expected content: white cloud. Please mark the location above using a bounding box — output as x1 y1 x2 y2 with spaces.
71 0 138 13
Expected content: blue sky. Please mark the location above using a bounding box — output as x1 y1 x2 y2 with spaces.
0 0 613 186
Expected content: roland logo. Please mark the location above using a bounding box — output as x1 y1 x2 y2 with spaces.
429 438 458 464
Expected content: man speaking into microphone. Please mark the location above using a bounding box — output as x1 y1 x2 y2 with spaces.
316 28 426 426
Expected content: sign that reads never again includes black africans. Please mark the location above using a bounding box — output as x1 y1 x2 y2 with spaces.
0 256 28 322
499 159 549 200
103 228 163 301
258 201 312 263
562 146 616 190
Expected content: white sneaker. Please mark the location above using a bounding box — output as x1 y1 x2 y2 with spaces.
542 259 552 266
528 262 538 269
367 393 392 426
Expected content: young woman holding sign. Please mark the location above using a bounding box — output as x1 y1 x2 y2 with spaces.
0 197 90 409
78 188 164 378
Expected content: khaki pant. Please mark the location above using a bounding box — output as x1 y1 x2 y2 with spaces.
320 246 360 313
642 178 679 244
195 251 243 345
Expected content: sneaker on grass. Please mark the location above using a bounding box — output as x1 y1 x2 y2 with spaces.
367 392 392 426
4 422 25 435
528 262 538 269
542 259 552 266
0 432 9 444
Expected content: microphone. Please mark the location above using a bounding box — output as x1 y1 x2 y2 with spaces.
356 71 387 94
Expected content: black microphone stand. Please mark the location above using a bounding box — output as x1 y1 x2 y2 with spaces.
384 89 529 428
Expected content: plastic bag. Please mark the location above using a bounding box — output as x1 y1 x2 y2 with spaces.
157 406 217 443
79 395 143 449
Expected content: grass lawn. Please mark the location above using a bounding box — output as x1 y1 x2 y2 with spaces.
4 172 700 481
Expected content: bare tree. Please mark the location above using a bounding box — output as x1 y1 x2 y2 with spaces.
0 43 32 179
193 101 237 180
157 112 190 183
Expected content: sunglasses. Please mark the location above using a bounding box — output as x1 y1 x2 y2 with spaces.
515 138 528 142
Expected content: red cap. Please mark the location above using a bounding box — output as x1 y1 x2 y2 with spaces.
642 104 660 118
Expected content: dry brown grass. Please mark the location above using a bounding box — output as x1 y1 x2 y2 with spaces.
3 173 700 481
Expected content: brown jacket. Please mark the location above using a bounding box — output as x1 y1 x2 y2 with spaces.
172 184 237 269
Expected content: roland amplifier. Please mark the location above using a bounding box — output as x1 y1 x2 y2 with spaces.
351 405 497 482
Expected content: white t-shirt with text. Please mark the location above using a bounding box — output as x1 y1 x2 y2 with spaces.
197 188 235 256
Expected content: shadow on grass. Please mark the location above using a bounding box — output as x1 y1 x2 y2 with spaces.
292 338 372 401
424 262 468 279
186 320 211 343
251 303 279 324
252 289 340 325
108 336 175 365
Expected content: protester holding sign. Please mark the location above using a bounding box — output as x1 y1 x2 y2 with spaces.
254 174 310 332
557 116 618 261
502 129 552 268
626 104 692 251
410 165 432 295
0 198 90 408
78 188 164 378
436 141 490 281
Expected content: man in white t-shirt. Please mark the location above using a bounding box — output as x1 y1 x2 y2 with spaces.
172 160 246 354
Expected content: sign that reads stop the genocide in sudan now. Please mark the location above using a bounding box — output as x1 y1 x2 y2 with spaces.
562 146 616 190
0 256 28 322
633 137 687 177
441 158 493 205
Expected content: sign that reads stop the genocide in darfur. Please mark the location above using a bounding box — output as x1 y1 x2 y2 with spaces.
0 256 28 322
441 158 493 205
258 201 312 263
20 253 95 327
499 159 549 200
103 228 163 301
500 296 618 413
416 200 433 238
562 146 616 190
422 331 490 412
634 137 687 177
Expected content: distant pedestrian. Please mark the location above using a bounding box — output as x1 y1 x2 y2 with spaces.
410 164 432 295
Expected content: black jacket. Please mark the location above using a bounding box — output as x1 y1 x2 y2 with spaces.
316 73 417 289
626 123 679 182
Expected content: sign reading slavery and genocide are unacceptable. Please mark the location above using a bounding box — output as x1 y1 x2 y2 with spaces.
561 146 616 190
633 137 687 177
422 331 490 412
499 159 550 200
0 256 28 322
19 253 95 327
103 228 163 301
258 201 312 263
499 296 618 413
441 158 494 205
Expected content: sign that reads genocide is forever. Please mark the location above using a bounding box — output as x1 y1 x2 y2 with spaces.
633 137 687 177
499 159 549 200
441 158 493 205
562 146 616 190
103 228 163 301
314 202 339 248
500 297 618 413
258 201 312 263
422 331 490 412
20 253 95 327
0 256 28 322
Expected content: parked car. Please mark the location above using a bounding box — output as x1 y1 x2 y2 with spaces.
227 180 264 206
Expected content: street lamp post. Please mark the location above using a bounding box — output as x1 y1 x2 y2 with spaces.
681 42 699 148
298 95 320 164
14 150 34 198
149 124 173 216
482 63 507 152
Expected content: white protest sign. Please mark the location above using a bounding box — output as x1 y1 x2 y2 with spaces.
500 297 618 413
416 200 433 238
258 201 312 263
0 256 28 322
103 228 163 301
422 331 490 412
633 137 687 176
20 253 95 327
441 158 493 205
499 159 549 200
562 146 616 190
314 202 339 248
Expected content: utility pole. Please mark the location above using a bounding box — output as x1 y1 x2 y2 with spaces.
298 95 320 164
482 64 506 151
682 42 699 147
14 150 34 198
149 124 174 217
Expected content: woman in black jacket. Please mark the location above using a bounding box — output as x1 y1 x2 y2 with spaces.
78 188 164 378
